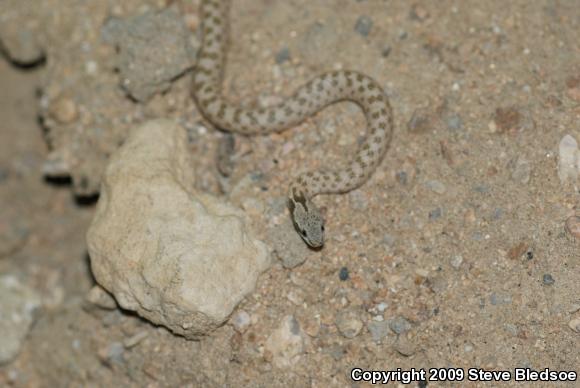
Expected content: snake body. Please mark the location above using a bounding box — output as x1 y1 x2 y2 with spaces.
193 0 394 247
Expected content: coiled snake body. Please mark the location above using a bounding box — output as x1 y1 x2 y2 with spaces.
193 0 394 247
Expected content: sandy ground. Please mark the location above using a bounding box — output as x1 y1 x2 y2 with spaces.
0 0 579 387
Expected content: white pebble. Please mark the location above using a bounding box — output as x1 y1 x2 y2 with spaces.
558 135 579 183
231 310 251 333
85 60 98 75
377 302 388 312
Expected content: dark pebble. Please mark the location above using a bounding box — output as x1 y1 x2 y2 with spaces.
381 45 392 57
429 208 442 220
339 267 349 281
494 107 521 133
446 114 463 131
526 250 534 260
354 16 373 37
490 293 512 306
389 316 412 334
542 274 555 285
418 380 428 388
275 47 291 64
473 185 490 193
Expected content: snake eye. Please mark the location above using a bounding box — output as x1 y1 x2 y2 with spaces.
301 230 307 237
321 225 325 232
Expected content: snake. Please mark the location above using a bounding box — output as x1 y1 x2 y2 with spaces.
192 0 394 248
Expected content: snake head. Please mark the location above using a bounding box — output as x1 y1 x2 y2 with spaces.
288 191 325 248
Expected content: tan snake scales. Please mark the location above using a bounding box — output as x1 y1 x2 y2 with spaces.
192 0 394 247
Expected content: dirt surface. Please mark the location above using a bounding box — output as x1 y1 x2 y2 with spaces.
1 0 579 387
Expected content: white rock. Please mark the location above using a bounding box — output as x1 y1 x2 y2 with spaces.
86 119 270 338
231 310 251 333
558 135 579 183
0 275 41 365
264 315 305 368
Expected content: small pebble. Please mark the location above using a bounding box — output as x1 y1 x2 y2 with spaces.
565 216 580 239
389 316 412 334
336 309 363 338
123 331 148 348
301 316 320 337
393 336 416 356
367 320 390 343
568 317 580 333
231 310 251 333
381 44 391 57
354 16 373 37
425 180 446 194
446 114 463 131
85 285 117 310
270 218 309 269
339 267 349 281
98 342 124 365
275 47 290 64
490 293 512 306
48 96 78 124
542 274 555 286
473 184 489 193
558 135 579 183
569 303 580 314
429 207 442 220
507 241 529 260
494 106 521 133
